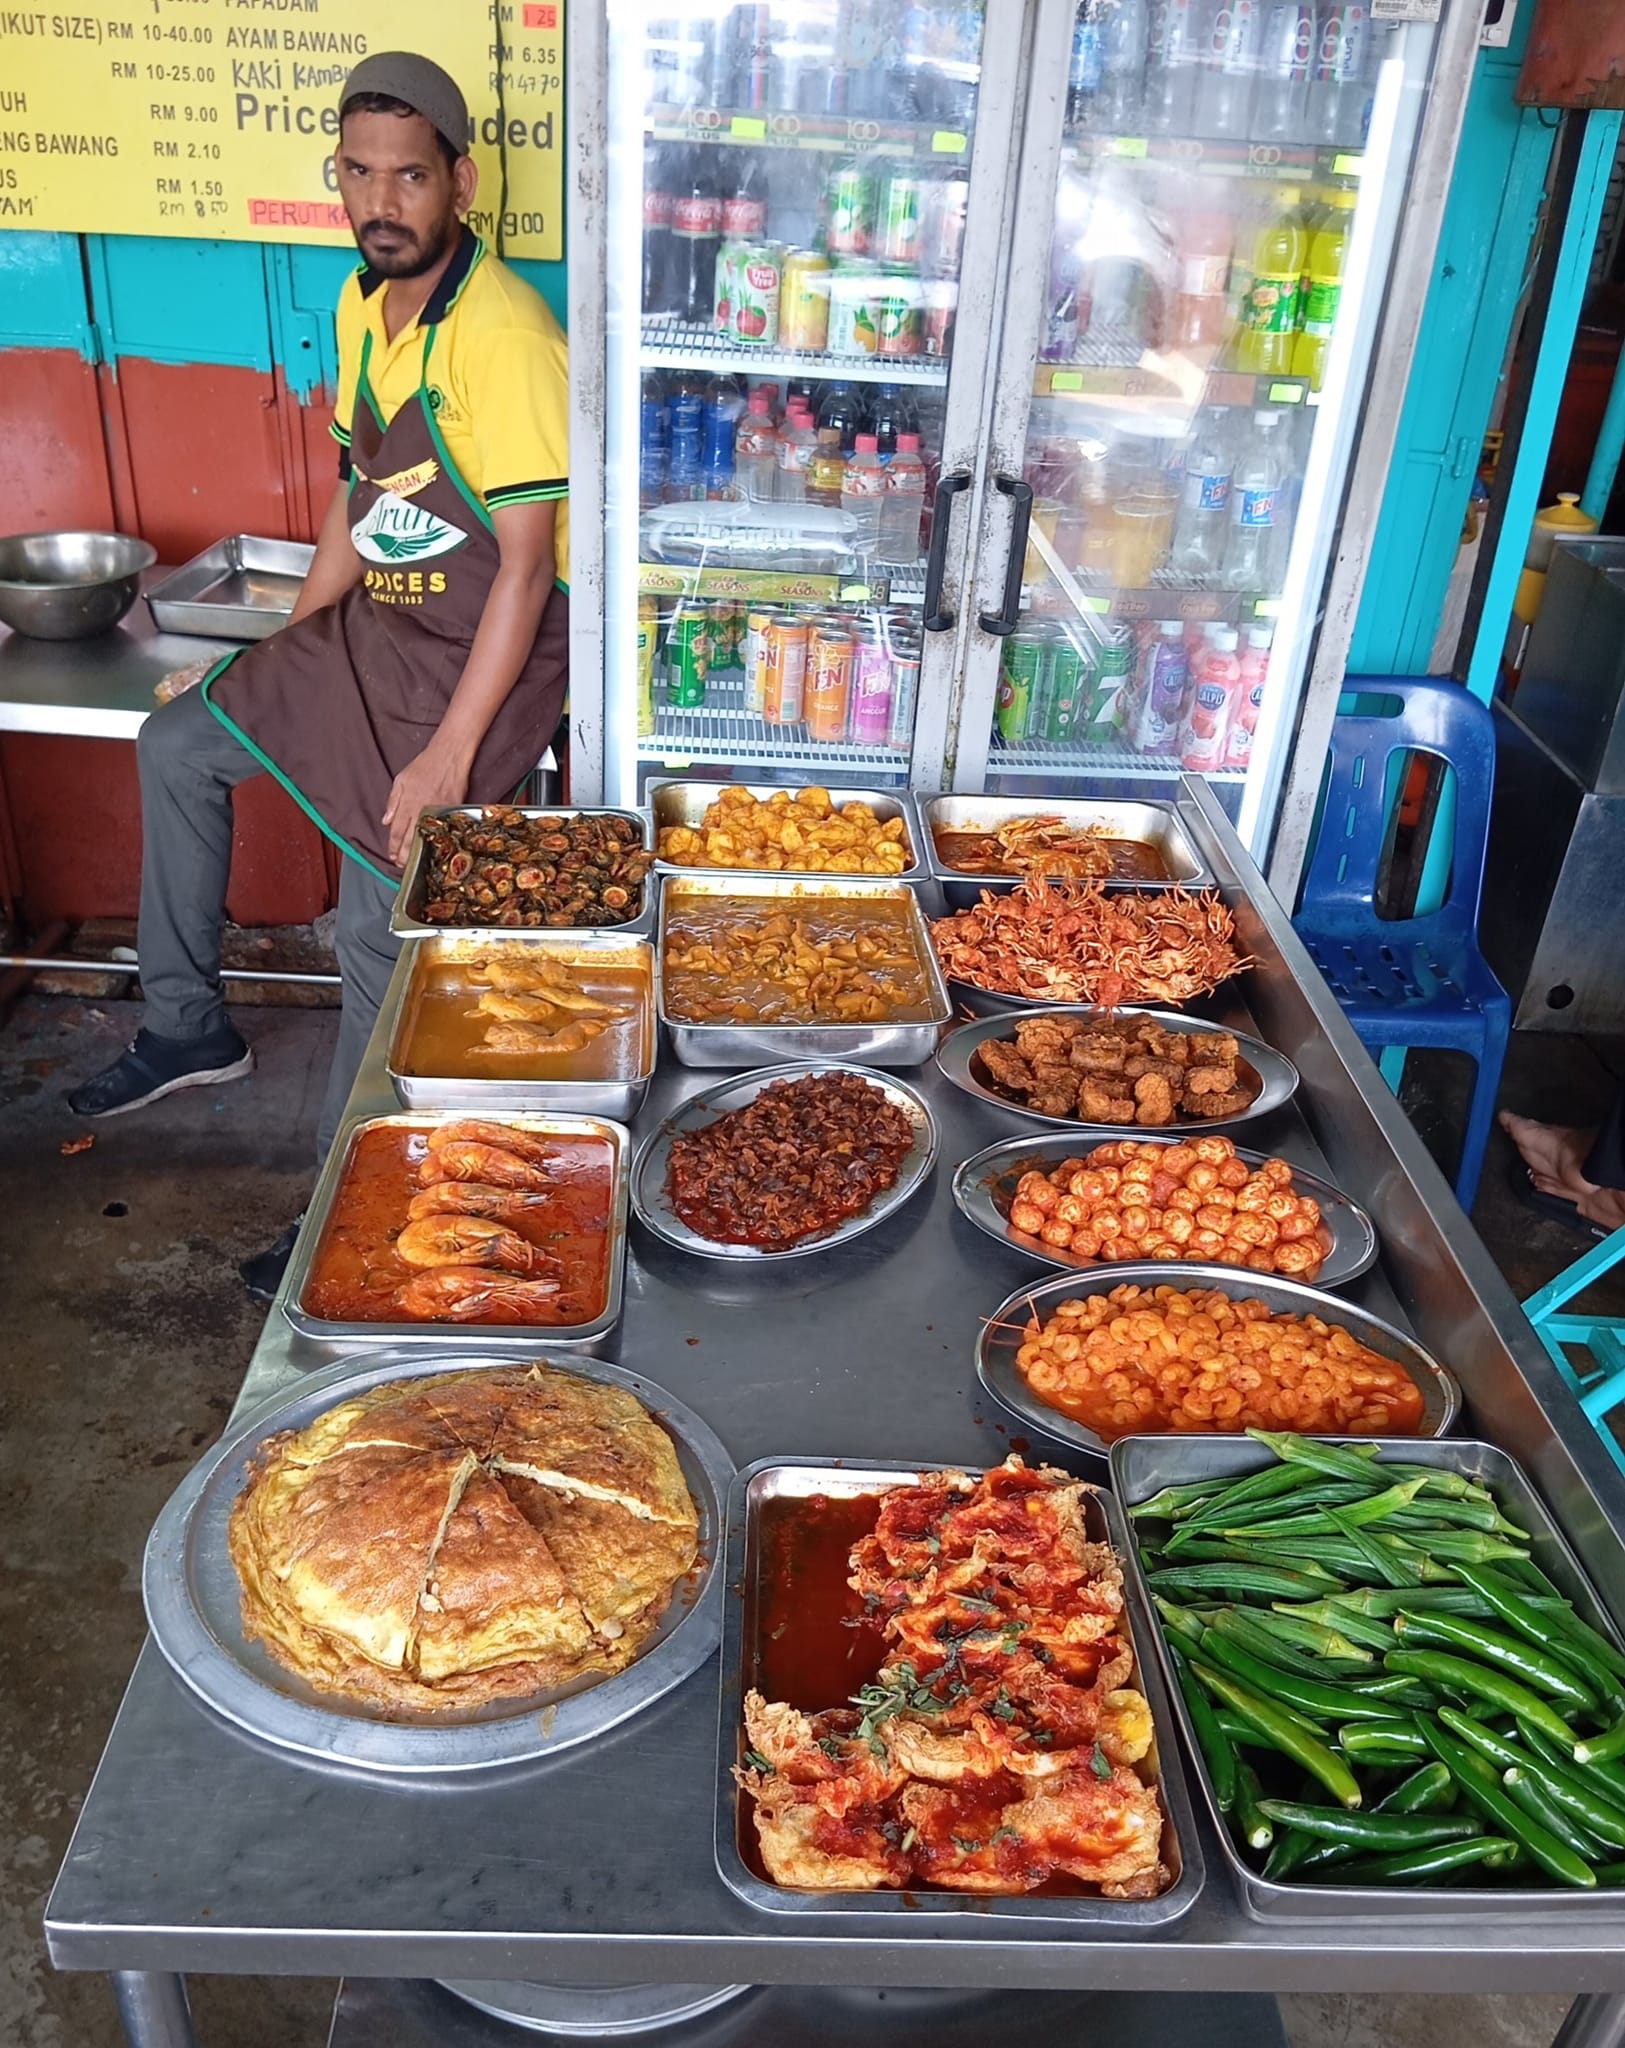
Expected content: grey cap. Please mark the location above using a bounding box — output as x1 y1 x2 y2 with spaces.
339 52 470 159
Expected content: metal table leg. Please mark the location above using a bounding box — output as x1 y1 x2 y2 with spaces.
1554 1997 1625 2048
111 1972 198 2048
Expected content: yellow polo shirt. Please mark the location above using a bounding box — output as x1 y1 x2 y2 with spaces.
331 227 569 585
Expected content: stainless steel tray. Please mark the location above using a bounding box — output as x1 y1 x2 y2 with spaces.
1111 1434 1625 1918
649 780 927 884
142 1346 733 1774
935 1006 1300 1135
953 1133 1378 1289
979 1265 1461 1459
658 873 951 1069
920 795 1210 908
282 1111 629 1349
385 933 656 1121
144 534 312 640
391 807 656 941
630 1062 937 1262
714 1456 1204 1923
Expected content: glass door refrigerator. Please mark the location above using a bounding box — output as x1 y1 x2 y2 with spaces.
591 1 1024 806
947 0 1444 859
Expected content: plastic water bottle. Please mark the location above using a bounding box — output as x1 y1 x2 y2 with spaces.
702 407 737 500
1097 0 1149 129
1066 2 1104 123
841 433 888 557
1196 0 1262 139
639 375 669 511
1255 0 1313 140
806 427 847 508
773 404 814 503
1144 0 1199 132
879 432 927 565
1170 417 1233 578
1310 0 1372 146
734 389 778 503
1224 411 1284 591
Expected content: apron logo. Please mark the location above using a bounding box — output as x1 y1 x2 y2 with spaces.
350 490 467 564
353 457 440 500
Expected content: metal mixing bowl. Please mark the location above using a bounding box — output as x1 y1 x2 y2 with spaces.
0 531 157 640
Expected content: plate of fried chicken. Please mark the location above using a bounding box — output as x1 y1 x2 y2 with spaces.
935 1007 1299 1134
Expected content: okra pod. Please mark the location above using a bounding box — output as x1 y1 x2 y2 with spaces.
1149 1563 1338 1602
1220 1480 1429 1542
1244 1432 1385 1481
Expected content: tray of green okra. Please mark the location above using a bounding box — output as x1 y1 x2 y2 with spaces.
1110 1430 1625 1915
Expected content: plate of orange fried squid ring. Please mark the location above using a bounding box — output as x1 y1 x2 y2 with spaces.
974 1269 1458 1454
952 1133 1378 1290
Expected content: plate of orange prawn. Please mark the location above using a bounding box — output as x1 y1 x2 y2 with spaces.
286 1114 629 1343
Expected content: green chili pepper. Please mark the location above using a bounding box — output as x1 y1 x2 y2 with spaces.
1149 1564 1338 1602
1503 1767 1612 1862
1191 1659 1361 1807
1255 1801 1480 1851
1376 1760 1456 1815
1393 1609 1600 1712
1593 1860 1625 1884
1420 1719 1598 1888
1575 1721 1625 1766
1262 1828 1324 1882
1235 1762 1274 1852
1199 1628 1399 1722
1171 1646 1238 1813
1314 1836 1518 1885
1355 1675 1437 1710
1508 1724 1625 1850
1383 1647 1579 1751
1338 1719 1430 1762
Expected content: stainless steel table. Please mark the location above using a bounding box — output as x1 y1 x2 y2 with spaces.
46 783 1625 2047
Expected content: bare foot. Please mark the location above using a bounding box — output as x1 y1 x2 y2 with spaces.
1500 1112 1598 1198
1577 1184 1625 1233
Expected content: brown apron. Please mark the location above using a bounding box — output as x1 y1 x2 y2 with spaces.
201 320 567 881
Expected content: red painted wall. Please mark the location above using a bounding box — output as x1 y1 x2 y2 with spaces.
0 349 117 534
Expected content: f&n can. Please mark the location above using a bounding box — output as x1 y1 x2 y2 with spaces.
806 623 855 741
743 606 774 716
762 611 810 725
995 628 1045 743
636 595 658 737
849 627 894 745
780 248 831 352
667 602 711 706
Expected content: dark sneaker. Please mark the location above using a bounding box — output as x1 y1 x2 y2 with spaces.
66 1025 254 1118
240 1215 305 1304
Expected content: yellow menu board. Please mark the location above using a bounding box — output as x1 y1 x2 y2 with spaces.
0 0 563 259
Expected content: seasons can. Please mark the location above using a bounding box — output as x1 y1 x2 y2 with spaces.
874 274 924 357
995 629 1045 743
780 248 831 351
636 595 658 737
1044 631 1087 742
849 627 894 744
875 169 925 265
667 602 711 706
743 606 774 715
730 242 781 345
806 624 855 741
710 599 741 669
762 611 810 725
826 161 876 256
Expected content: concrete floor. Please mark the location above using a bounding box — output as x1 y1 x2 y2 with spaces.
0 993 1618 2048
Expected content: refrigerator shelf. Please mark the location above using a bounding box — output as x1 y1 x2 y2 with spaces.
1020 583 1277 624
639 560 925 606
640 689 908 777
646 104 973 164
641 318 950 387
1065 129 1364 185
988 731 1245 783
1033 364 1314 410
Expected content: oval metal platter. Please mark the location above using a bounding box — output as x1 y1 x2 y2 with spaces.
142 1347 733 1774
630 1060 938 1262
934 1006 1300 1135
952 1131 1378 1289
976 1262 1461 1459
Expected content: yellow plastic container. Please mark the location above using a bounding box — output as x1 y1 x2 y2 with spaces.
1515 492 1597 624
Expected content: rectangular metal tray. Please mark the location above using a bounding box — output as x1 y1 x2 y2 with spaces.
648 780 927 884
920 795 1211 908
657 874 951 1068
1111 1434 1625 1920
384 933 656 1121
145 535 313 640
715 1456 1204 1924
390 806 656 941
281 1110 630 1351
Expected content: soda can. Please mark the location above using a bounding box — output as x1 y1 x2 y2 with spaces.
1086 631 1133 741
887 631 922 750
995 630 1045 743
874 274 924 357
1044 632 1087 742
806 624 855 741
762 611 810 725
730 242 781 346
921 278 958 357
713 240 738 331
667 602 711 707
825 162 876 256
921 175 969 277
850 628 895 744
875 169 925 266
743 606 774 715
636 595 658 738
827 262 880 356
780 248 831 352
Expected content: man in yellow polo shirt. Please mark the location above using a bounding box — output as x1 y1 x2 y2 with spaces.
70 53 570 1294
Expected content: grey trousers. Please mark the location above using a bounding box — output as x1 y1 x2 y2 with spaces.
135 684 401 1162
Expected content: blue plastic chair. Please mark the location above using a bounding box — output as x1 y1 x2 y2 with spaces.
1523 1224 1625 1476
1292 675 1511 1213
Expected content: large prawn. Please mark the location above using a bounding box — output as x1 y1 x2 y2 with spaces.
417 1140 554 1190
423 1119 556 1166
406 1182 550 1226
393 1215 559 1276
393 1267 564 1322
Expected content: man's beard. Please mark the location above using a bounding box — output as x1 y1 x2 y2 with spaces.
355 210 458 279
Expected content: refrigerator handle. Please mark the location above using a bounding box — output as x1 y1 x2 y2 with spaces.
921 470 973 633
977 476 1034 638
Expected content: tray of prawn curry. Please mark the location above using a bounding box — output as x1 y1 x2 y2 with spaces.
282 1113 628 1348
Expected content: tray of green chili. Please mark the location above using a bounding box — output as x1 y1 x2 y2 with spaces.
1111 1430 1625 1916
